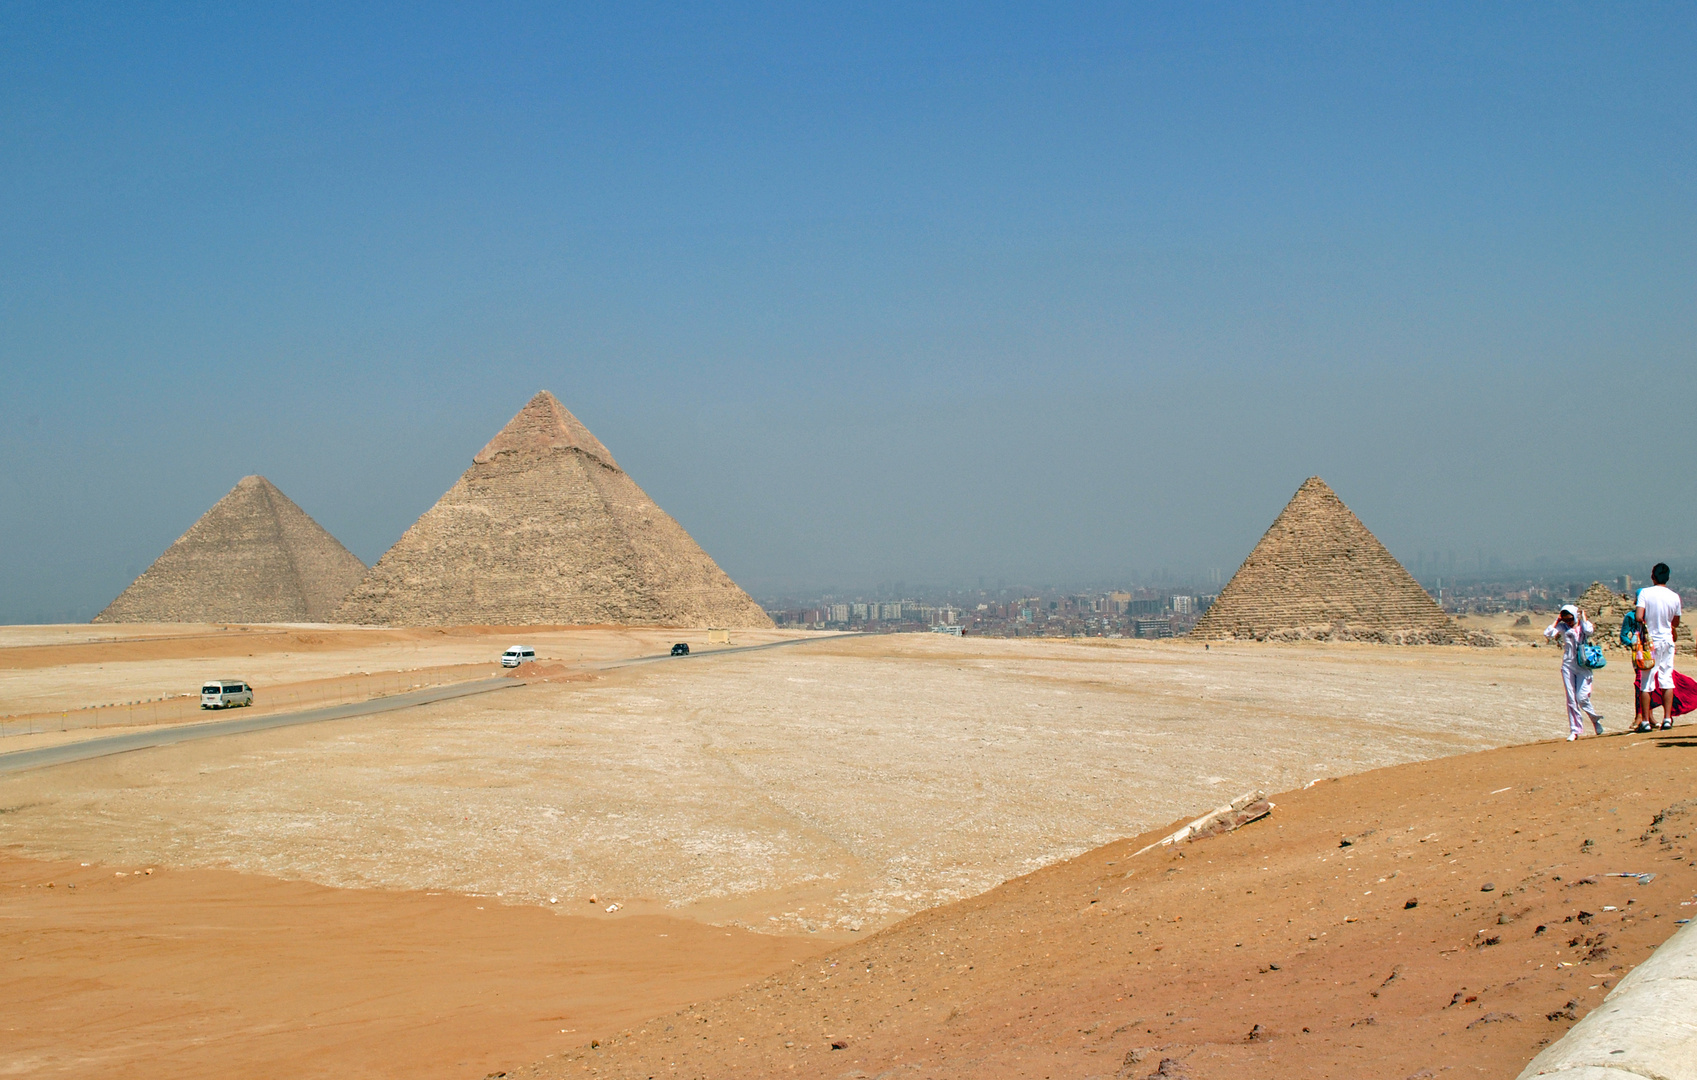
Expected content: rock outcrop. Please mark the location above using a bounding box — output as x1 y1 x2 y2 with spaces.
1190 477 1463 643
335 391 773 628
95 476 366 624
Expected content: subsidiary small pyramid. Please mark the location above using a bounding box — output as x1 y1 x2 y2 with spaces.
335 391 774 628
95 476 367 624
1190 477 1457 643
1575 582 1638 651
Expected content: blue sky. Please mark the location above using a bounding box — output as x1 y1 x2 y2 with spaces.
2 3 1693 620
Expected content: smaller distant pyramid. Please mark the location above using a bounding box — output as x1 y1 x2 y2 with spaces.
1190 477 1458 643
1576 582 1632 647
95 476 367 624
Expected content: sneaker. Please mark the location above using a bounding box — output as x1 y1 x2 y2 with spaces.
1661 719 1674 730
1567 733 1579 742
1635 721 1655 733
1591 716 1605 735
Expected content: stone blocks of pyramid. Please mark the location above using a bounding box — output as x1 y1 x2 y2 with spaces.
334 391 774 629
95 476 367 624
1190 477 1460 643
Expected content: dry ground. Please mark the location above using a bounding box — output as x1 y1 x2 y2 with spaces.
534 726 1697 1080
0 631 1636 935
0 626 1684 1079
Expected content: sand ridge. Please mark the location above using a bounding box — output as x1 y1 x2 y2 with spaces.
534 727 1697 1080
0 853 824 1080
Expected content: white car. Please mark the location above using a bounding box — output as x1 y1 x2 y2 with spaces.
500 645 536 668
201 680 254 709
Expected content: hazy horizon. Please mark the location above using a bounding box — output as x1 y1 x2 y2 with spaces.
3 5 1693 623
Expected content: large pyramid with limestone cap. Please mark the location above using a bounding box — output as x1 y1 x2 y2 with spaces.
95 475 367 623
1190 477 1459 643
334 391 773 628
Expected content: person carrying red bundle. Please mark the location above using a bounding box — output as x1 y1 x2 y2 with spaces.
1634 563 1684 732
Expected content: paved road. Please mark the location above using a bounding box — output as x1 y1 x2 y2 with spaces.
0 633 856 777
0 677 519 776
598 632 856 670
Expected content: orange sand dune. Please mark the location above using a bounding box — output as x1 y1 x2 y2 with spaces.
0 855 823 1080
536 729 1697 1080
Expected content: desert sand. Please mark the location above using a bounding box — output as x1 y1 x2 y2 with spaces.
537 726 1697 1080
0 625 1682 1078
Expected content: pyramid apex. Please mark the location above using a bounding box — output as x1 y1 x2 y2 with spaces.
473 391 618 469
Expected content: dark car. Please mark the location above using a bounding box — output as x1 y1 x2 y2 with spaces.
670 642 690 656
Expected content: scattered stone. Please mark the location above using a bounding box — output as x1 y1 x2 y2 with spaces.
1146 1058 1187 1079
1404 898 1418 909
1246 1023 1266 1041
1466 1011 1518 1029
1481 882 1495 892
1546 1000 1580 1022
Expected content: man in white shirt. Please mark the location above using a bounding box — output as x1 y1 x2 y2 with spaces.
1635 563 1683 731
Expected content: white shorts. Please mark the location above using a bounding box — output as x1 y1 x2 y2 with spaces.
1643 642 1676 693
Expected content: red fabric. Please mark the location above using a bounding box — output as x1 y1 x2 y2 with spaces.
1635 667 1697 716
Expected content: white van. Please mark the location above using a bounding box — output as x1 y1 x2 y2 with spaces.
201 680 254 709
500 645 536 668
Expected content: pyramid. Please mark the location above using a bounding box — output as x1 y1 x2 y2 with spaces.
1189 477 1457 643
95 476 367 624
1575 582 1635 650
334 391 774 628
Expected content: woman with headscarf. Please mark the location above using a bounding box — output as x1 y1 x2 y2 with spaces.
1545 604 1603 741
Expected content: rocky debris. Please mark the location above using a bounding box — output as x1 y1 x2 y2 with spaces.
1639 801 1694 843
335 392 773 628
1546 999 1580 1022
1466 1011 1518 1029
96 476 366 624
1189 478 1462 644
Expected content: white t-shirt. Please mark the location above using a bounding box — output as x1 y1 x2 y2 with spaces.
1637 584 1683 646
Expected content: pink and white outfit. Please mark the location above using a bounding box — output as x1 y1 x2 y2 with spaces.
1637 584 1683 694
1545 611 1601 739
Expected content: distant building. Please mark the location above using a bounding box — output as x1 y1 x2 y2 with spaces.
881 602 902 620
830 603 850 623
1133 618 1173 639
852 603 869 620
1170 595 1194 614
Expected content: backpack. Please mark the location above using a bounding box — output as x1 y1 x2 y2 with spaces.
1620 612 1640 647
1579 642 1606 669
